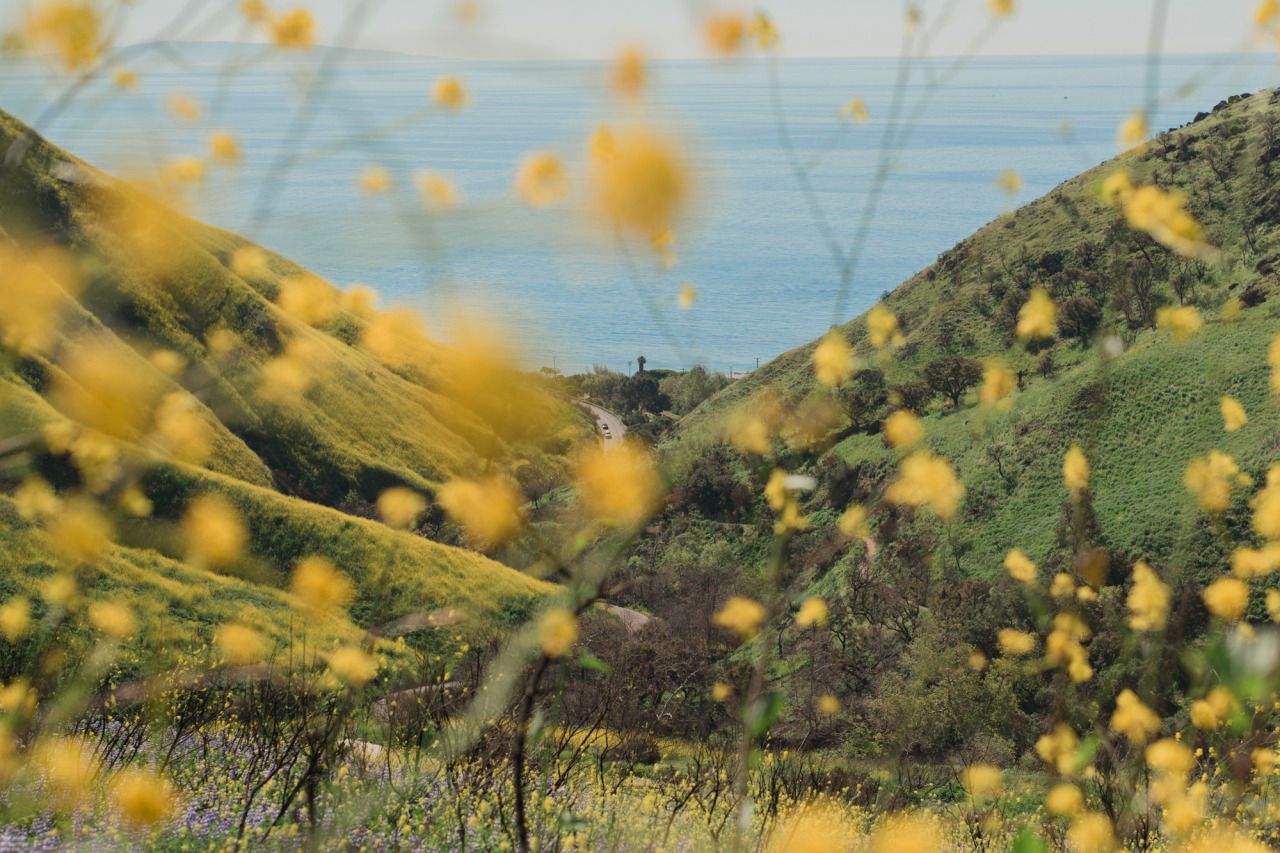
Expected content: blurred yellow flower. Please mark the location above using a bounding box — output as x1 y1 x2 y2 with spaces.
1233 542 1280 578
0 245 80 357
1257 0 1280 26
360 309 425 368
0 599 31 642
1036 723 1080 775
291 556 353 612
88 601 135 639
112 67 138 90
713 596 765 639
1067 812 1116 853
376 487 426 530
747 12 779 50
815 693 839 716
988 0 1015 17
841 97 869 123
1118 110 1148 150
796 597 827 628
575 442 663 525
258 338 322 403
240 0 269 22
24 2 103 70
1126 187 1216 260
32 737 99 807
1184 450 1248 513
1190 686 1236 730
46 497 112 564
997 628 1035 656
168 93 202 123
868 812 944 853
1254 464 1280 540
1146 737 1193 776
1220 396 1247 432
710 681 732 702
1202 577 1248 622
14 477 59 522
438 476 524 549
611 47 646 97
979 359 1016 409
837 503 868 538
328 645 378 687
1003 548 1036 584
277 273 339 326
1111 688 1160 744
1127 561 1170 631
703 12 745 55
883 409 922 449
433 75 467 108
1063 445 1090 493
52 337 163 440
1155 305 1203 340
208 131 242 164
812 330 854 386
214 623 266 665
153 393 214 464
962 763 1002 799
1016 288 1056 340
885 450 964 518
415 171 459 211
270 8 316 50
359 165 393 194
677 283 698 309
230 246 269 280
538 609 578 658
112 768 177 826
995 169 1023 195
1050 572 1076 598
515 151 569 207
182 494 247 568
589 127 689 236
1046 783 1084 817
1268 588 1280 621
767 798 852 853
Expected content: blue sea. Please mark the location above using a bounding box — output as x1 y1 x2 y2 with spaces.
1 49 1276 374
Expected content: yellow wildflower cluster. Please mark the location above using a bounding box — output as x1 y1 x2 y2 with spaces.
885 451 964 518
575 442 664 526
1016 288 1056 340
812 330 855 386
437 476 525 549
1184 450 1250 513
588 126 689 237
1111 688 1160 744
1127 561 1170 631
290 556 353 612
1104 174 1218 259
538 609 579 658
713 596 765 640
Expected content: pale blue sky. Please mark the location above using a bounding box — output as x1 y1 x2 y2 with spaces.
64 0 1277 60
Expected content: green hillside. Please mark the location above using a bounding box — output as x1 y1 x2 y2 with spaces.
0 109 562 663
649 88 1280 598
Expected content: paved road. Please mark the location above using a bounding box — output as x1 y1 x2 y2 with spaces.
582 401 626 450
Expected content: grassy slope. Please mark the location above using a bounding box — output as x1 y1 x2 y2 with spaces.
658 88 1280 583
0 109 556 657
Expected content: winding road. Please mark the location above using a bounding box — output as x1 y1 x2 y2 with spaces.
582 401 627 450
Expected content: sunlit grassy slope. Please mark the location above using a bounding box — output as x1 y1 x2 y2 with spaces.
660 88 1280 582
0 109 556 654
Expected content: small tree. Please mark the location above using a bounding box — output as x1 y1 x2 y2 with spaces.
892 379 935 414
1057 294 1103 343
836 368 888 432
923 356 982 408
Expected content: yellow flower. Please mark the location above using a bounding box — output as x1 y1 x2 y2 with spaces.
575 442 664 526
214 623 266 665
515 152 569 207
1118 110 1149 150
1101 170 1133 205
14 477 59 522
589 127 689 236
997 628 1035 657
796 597 827 628
711 681 732 702
1036 723 1080 775
610 47 646 97
1202 577 1248 622
724 410 770 455
812 330 855 386
677 283 698 309
883 409 923 449
979 359 1016 409
1063 445 1090 493
1146 737 1193 776
240 0 268 22
988 0 1015 16
837 504 868 538
867 812 944 853
703 12 745 55
0 598 30 642
182 494 247 568
1003 549 1037 584
968 649 987 671
414 171 459 212
112 67 138 90
46 497 113 564
1110 688 1160 745
112 768 177 826
1184 450 1248 513
24 2 103 70
1067 812 1117 853
432 75 467 109
0 679 36 717
0 245 80 357
437 476 524 549
168 93 202 123
1155 305 1203 340
885 451 965 519
747 12 780 50
359 165 392 194
270 8 315 50
538 609 578 658
208 131 241 164
32 737 99 808
154 392 214 464
1046 783 1084 817
88 601 135 639
995 169 1023 195
1257 0 1280 26
1254 465 1280 540
327 646 378 687
258 338 322 403
713 596 766 639
376 487 426 529
1220 396 1247 432
359 309 425 368
291 556 353 612
1050 572 1076 598
815 693 840 716
1125 186 1217 259
277 273 339 326
1127 561 1170 631
962 764 1002 799
767 798 854 853
41 574 77 608
865 304 902 349
1016 288 1056 340
230 246 269 280
52 337 163 440
1189 686 1236 730
841 97 869 123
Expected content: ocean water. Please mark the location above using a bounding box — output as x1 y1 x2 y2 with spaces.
1 50 1276 374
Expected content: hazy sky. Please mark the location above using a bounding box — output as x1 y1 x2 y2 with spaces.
95 1 1273 61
